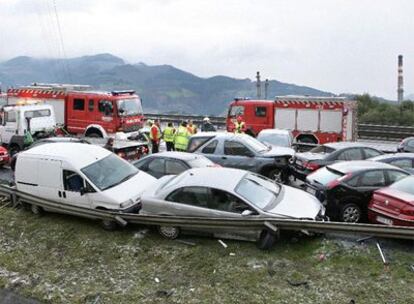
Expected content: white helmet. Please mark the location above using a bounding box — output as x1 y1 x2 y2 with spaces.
203 117 210 122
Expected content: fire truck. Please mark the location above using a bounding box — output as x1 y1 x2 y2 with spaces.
7 83 145 139
226 96 357 144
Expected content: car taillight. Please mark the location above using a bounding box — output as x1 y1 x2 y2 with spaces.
303 161 320 171
117 152 126 159
326 173 352 190
401 207 414 216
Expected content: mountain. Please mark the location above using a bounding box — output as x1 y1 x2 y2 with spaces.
0 54 333 115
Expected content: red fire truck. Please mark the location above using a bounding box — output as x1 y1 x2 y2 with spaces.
7 83 145 139
226 96 357 144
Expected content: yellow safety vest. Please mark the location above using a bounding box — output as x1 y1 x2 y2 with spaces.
163 127 175 142
174 126 190 150
234 121 245 133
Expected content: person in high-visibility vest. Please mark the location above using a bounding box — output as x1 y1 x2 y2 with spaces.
234 115 247 133
187 120 198 135
174 121 190 152
163 122 176 151
149 119 161 153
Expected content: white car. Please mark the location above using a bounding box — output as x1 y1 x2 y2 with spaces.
141 167 325 249
257 129 295 150
15 142 156 228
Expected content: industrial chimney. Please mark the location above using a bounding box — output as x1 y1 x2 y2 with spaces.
398 55 404 103
256 71 261 99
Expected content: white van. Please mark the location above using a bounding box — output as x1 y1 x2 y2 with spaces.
15 142 156 227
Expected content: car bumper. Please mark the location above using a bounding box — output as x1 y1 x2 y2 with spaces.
289 165 312 182
368 208 414 227
118 202 142 214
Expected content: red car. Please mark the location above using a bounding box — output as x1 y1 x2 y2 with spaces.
0 146 10 167
368 176 414 226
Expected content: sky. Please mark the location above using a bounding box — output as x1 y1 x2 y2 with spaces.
1 0 414 100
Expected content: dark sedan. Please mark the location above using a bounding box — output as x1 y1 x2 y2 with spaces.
291 142 383 181
133 151 217 178
305 161 409 222
370 153 414 174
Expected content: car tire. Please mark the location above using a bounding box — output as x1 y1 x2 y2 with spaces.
340 203 362 223
101 219 118 231
30 204 43 216
257 230 277 250
266 168 283 183
158 226 180 239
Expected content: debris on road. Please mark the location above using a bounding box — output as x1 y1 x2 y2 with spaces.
155 289 174 298
376 242 388 265
154 277 160 283
133 229 149 239
229 252 236 256
286 279 309 288
175 239 196 246
218 239 228 249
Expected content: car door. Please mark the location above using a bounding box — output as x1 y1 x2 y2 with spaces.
145 158 166 178
219 140 257 171
355 170 387 207
198 140 221 163
335 148 364 162
165 159 190 175
0 110 18 144
61 169 92 209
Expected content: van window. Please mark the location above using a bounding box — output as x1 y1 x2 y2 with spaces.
73 99 85 111
99 100 113 116
5 111 16 122
24 109 51 118
88 99 94 112
63 170 84 192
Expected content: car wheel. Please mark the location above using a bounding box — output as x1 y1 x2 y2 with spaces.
340 203 361 223
30 204 43 216
158 226 180 239
257 230 277 250
267 168 282 183
101 219 118 231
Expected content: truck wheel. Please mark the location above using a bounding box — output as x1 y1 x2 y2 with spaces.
158 226 180 239
30 204 43 216
257 230 277 250
340 203 361 223
267 168 283 183
101 219 118 231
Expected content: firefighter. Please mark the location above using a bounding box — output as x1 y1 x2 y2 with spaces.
174 121 190 152
149 119 161 153
163 122 176 151
234 115 247 133
187 120 198 135
201 117 216 132
104 137 115 152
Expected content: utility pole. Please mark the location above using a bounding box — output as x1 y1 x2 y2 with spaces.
256 71 261 99
264 79 269 99
397 55 404 104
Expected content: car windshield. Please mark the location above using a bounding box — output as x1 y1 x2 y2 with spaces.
258 133 290 147
309 145 336 154
235 173 280 209
389 176 414 195
81 154 138 191
307 167 344 185
243 136 269 153
188 156 215 167
117 98 143 116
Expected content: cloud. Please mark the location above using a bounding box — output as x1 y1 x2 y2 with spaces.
0 0 414 99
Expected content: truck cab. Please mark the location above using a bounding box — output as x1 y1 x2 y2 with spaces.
0 103 56 155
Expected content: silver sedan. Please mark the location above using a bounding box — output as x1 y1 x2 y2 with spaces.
141 167 325 249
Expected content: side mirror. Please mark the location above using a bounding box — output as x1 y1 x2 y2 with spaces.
241 209 254 216
80 187 87 196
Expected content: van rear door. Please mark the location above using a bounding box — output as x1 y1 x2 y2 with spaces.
36 158 64 203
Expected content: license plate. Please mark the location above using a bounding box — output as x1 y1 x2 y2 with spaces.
306 187 316 195
376 216 393 225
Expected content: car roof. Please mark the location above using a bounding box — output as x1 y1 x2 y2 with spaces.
370 153 414 161
21 142 111 168
190 132 248 140
258 129 290 135
145 151 207 161
327 160 403 173
323 142 373 149
172 167 248 191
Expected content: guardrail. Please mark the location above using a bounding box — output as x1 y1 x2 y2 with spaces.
1 184 413 240
144 113 414 141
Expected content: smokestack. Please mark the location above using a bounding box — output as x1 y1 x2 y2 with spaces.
256 71 261 99
398 55 404 103
264 79 269 99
